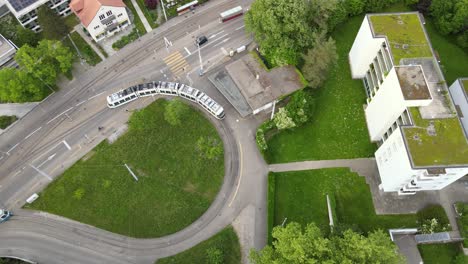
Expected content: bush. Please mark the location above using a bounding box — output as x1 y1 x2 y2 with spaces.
256 120 275 152
112 29 139 50
417 204 451 233
206 247 223 264
196 136 223 160
285 89 316 125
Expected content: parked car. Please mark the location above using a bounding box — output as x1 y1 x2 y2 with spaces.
0 209 11 223
196 35 208 46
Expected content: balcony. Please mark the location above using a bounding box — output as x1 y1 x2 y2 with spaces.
101 15 116 25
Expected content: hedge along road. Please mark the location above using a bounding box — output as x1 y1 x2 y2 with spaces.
0 96 243 264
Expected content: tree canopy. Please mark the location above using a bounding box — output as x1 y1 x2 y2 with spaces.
15 39 74 86
250 222 405 264
302 32 338 88
430 0 468 35
0 68 47 102
37 6 68 40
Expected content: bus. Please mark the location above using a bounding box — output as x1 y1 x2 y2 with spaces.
177 0 198 16
219 6 243 22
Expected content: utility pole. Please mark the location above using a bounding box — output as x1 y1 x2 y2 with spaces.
160 0 168 22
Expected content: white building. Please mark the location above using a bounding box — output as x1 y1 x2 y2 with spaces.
1 0 72 32
0 34 17 68
70 0 130 42
449 79 468 137
349 12 468 195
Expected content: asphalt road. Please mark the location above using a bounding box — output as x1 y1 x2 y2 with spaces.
0 0 269 263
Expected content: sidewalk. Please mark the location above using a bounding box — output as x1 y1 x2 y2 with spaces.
130 0 152 33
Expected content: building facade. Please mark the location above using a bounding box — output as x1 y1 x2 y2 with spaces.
70 0 130 42
349 12 468 195
2 0 72 32
449 79 468 137
0 34 17 68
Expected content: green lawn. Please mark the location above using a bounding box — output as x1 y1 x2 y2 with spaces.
270 168 417 238
69 32 102 66
0 115 18 129
418 243 468 264
124 0 147 34
134 0 158 28
157 227 241 264
264 15 376 163
27 99 224 238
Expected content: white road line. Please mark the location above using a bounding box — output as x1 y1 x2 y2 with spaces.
76 100 86 107
24 127 42 140
184 47 192 55
229 141 243 207
213 38 230 48
29 164 52 181
235 25 245 31
47 107 74 124
87 91 104 101
209 30 224 39
7 143 19 154
212 33 229 43
62 140 71 150
37 153 56 169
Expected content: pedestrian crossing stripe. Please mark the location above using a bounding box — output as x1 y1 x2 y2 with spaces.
163 51 191 76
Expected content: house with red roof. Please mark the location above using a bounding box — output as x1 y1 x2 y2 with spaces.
70 0 130 42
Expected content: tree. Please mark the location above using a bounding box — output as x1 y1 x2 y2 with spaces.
250 222 405 264
15 40 74 86
196 136 223 160
145 0 158 10
308 0 339 31
15 25 40 47
302 31 338 88
37 6 68 40
430 0 468 35
273 108 296 130
245 0 315 66
345 0 366 16
164 99 188 126
0 68 47 102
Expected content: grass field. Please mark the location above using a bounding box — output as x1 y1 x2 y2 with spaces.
0 115 18 129
270 168 417 237
157 227 241 264
69 32 102 66
418 243 468 264
264 15 376 163
27 99 224 238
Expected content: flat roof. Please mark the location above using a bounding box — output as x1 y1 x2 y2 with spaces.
402 107 468 167
369 13 433 64
395 65 431 100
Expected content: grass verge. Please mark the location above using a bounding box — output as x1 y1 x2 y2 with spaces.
157 227 241 264
263 15 376 163
124 0 147 34
69 32 102 66
134 0 158 28
270 168 418 236
27 99 224 238
418 243 468 264
0 115 18 129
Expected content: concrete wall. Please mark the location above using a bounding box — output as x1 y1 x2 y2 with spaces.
349 16 385 79
449 79 468 137
86 6 130 42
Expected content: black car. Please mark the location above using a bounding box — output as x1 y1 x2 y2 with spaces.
196 36 208 46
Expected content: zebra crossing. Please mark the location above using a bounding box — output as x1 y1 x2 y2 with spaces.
163 51 191 77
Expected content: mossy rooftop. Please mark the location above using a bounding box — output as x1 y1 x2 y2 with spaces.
403 107 468 167
369 13 433 64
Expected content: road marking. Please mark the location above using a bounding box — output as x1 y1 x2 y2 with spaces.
7 143 19 154
87 91 104 101
209 30 224 39
76 100 86 107
47 107 74 124
235 25 245 31
62 140 71 150
213 38 230 48
163 51 191 76
29 164 52 181
229 141 243 207
37 153 56 169
184 47 192 55
24 127 42 140
211 33 229 43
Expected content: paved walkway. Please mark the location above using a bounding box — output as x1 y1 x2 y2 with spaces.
73 26 106 61
130 0 153 33
393 234 423 264
0 103 39 118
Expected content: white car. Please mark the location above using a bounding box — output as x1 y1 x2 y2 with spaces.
0 209 11 223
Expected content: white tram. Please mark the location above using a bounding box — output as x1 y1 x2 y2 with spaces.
106 82 225 120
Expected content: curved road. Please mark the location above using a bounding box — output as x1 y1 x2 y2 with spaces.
0 0 268 263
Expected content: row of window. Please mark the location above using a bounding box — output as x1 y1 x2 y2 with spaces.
94 13 124 29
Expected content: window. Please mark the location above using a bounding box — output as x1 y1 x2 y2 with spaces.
99 14 105 20
106 10 112 16
118 13 123 17
94 25 100 29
